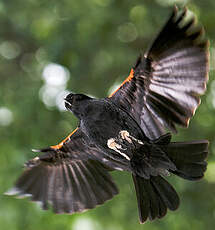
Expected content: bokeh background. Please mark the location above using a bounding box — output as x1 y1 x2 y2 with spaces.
0 0 215 229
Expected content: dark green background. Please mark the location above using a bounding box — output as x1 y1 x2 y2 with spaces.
1 0 215 229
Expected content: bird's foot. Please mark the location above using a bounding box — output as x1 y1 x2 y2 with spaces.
107 138 130 160
119 130 144 145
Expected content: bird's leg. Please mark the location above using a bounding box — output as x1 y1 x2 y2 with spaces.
107 130 145 161
119 130 144 145
119 130 132 143
107 138 130 160
107 138 122 150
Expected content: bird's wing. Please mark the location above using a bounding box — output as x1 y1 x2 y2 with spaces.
109 7 209 140
6 128 119 214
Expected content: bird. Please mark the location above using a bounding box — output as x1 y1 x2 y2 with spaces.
6 6 209 223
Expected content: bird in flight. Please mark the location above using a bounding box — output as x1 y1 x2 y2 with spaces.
6 6 209 223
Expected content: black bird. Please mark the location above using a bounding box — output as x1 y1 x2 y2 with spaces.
6 7 209 223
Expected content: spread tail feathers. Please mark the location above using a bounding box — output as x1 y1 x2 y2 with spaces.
132 174 179 223
165 140 209 180
132 136 208 223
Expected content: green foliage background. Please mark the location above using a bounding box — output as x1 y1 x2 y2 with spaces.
0 0 215 229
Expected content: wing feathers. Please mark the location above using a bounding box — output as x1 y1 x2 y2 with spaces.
6 127 119 214
143 7 209 133
109 7 209 139
8 159 118 214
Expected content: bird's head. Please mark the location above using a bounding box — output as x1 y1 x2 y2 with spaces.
64 93 92 118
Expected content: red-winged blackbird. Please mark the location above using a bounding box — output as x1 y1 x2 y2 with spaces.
6 7 209 223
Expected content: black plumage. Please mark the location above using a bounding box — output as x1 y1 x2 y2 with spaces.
6 7 209 223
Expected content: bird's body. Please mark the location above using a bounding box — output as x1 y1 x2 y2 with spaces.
79 98 146 163
81 99 141 145
70 97 174 178
6 6 210 223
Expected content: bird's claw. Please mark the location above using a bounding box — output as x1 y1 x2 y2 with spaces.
119 130 144 145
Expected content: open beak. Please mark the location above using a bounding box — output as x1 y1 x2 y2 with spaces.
64 93 75 110
64 97 72 110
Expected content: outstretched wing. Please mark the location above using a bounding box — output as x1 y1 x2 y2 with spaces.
6 128 119 214
109 7 209 140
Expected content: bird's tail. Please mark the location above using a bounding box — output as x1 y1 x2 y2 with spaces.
132 174 179 223
165 140 209 180
132 137 208 223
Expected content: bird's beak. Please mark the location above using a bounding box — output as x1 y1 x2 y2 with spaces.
64 97 71 105
64 98 72 110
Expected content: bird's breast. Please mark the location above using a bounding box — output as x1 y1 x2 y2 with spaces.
80 100 148 161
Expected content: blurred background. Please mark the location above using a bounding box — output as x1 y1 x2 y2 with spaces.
0 0 215 229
